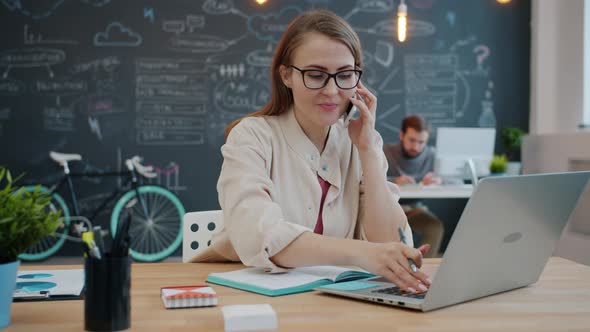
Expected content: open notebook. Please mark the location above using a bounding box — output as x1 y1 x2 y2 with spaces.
207 266 375 296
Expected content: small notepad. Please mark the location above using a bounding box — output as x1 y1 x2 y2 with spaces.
161 285 218 309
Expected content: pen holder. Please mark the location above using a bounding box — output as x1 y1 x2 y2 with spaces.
84 255 131 331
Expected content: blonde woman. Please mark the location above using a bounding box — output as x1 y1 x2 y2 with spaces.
195 9 431 293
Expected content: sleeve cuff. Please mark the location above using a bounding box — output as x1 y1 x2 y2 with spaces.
403 221 414 248
239 221 312 273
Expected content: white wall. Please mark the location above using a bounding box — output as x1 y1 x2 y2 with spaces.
530 0 585 134
522 133 590 266
528 1 590 266
585 0 590 126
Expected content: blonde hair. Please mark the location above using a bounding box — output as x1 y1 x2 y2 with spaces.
224 9 363 139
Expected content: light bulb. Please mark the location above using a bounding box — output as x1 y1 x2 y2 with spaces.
255 0 267 4
397 0 408 42
496 0 511 3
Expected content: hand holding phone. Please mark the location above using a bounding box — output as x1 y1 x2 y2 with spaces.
343 94 359 128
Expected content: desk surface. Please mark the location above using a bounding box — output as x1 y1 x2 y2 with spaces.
399 184 474 199
7 257 590 332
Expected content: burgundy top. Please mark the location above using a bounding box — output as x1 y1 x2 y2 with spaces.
314 175 331 235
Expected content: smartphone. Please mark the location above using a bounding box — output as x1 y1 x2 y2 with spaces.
343 94 359 128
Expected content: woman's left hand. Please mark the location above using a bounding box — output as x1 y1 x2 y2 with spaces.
347 81 378 152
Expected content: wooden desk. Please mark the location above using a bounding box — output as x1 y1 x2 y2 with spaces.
399 184 474 199
7 257 590 331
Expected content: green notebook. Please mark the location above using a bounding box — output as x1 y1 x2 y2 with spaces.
207 266 375 297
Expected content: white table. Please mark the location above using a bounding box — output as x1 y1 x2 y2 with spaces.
398 184 474 199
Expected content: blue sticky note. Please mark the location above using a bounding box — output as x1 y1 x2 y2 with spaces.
319 281 378 291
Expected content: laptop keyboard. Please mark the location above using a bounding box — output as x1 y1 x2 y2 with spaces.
371 286 427 299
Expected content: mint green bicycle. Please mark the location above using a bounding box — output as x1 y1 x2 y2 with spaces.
20 152 185 262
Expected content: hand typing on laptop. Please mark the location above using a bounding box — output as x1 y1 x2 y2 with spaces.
318 172 590 311
351 242 432 293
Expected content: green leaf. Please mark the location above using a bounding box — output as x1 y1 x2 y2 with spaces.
0 166 64 262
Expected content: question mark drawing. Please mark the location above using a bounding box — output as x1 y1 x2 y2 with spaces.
473 45 490 69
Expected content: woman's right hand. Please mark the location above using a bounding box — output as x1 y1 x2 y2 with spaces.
352 241 432 293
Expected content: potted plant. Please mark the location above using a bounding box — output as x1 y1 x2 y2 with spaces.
0 167 62 328
501 127 525 175
489 154 508 175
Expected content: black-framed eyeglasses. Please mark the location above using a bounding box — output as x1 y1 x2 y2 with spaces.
289 65 362 90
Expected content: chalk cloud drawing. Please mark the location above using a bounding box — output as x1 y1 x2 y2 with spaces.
202 0 233 15
247 6 303 43
94 22 143 47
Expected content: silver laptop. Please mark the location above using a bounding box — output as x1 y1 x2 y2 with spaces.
317 172 590 311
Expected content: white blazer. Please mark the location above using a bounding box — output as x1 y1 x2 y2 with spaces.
192 109 410 272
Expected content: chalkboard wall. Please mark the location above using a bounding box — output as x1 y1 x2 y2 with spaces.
0 0 530 255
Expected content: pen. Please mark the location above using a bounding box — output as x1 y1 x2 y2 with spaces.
92 226 105 255
398 227 419 273
84 240 99 259
90 240 102 260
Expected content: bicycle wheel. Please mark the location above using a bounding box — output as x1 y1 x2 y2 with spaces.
110 185 185 262
18 186 71 261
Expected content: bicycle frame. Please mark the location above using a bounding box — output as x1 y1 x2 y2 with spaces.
20 153 185 262
46 167 147 227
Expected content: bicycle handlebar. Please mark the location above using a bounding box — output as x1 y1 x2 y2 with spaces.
127 156 157 178
50 151 157 179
